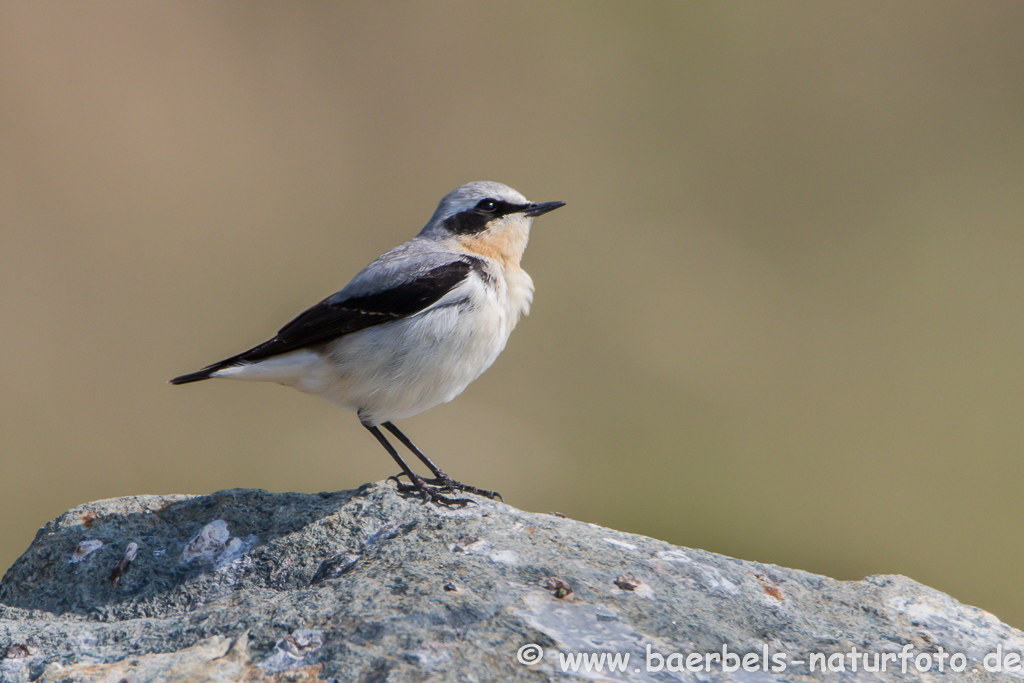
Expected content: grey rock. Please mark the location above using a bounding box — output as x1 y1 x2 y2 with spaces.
0 483 1021 682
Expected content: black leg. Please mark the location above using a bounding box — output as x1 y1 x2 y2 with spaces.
364 425 419 483
382 421 447 479
363 424 470 506
381 421 503 502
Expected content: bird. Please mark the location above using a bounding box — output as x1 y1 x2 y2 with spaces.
171 181 564 505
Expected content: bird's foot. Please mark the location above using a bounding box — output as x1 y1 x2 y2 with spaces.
421 474 503 502
387 473 474 507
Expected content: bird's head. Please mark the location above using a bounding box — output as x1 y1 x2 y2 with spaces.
420 181 564 268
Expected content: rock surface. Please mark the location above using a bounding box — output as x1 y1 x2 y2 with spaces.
0 483 1021 682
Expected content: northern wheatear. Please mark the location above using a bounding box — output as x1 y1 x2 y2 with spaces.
171 181 564 504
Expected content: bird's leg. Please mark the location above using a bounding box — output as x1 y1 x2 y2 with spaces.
382 422 503 501
363 425 428 491
381 421 447 479
364 425 470 506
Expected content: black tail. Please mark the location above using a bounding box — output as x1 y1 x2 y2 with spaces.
169 368 218 385
170 338 277 385
170 345 262 384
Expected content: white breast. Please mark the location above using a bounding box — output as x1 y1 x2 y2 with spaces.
502 264 535 329
307 265 533 425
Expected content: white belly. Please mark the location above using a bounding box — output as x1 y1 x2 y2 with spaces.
314 297 511 424
213 265 534 426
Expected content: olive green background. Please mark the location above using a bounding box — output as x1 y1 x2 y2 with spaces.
3 3 1023 627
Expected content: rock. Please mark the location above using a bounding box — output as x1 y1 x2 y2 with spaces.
0 483 1021 681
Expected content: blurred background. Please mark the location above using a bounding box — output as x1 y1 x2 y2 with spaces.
2 2 1023 627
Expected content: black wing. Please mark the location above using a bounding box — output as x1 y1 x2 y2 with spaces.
170 259 476 384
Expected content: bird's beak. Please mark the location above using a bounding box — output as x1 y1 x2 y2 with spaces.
524 201 566 217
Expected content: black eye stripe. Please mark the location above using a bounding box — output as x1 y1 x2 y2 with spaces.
473 198 529 215
443 200 532 235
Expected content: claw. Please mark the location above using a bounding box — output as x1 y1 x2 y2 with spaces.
386 472 413 485
421 475 502 501
392 479 473 507
386 472 501 505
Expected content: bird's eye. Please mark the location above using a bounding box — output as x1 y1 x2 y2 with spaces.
477 199 498 212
